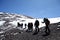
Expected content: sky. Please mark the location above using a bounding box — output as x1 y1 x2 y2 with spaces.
0 0 60 18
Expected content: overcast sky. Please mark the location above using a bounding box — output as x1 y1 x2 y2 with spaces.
0 0 60 18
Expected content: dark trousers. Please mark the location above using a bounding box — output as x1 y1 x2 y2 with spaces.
35 28 39 32
45 25 50 34
33 27 39 35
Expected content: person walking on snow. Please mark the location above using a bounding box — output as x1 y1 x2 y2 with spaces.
42 18 50 36
33 20 39 35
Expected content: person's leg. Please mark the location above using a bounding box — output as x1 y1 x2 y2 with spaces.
42 26 49 36
33 27 38 35
38 28 39 32
43 24 50 36
45 26 48 34
47 26 50 34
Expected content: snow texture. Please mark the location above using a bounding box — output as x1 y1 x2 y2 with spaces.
0 12 60 33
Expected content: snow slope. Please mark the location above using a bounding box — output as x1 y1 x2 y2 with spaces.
0 12 60 32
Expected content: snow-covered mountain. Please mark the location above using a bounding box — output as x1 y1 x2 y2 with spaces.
0 12 34 32
0 12 60 40
0 12 60 33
